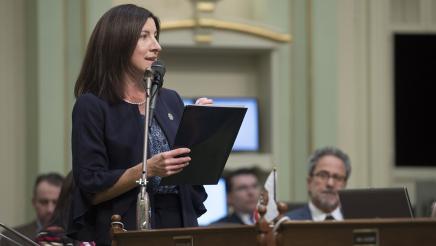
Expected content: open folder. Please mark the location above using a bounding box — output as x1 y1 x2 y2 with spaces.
160 105 247 185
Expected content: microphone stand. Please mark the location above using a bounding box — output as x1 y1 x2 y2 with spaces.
0 222 39 246
136 69 153 230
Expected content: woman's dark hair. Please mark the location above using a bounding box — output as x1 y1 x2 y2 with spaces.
48 171 74 230
74 4 160 102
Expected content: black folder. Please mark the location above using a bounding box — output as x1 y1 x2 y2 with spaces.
160 105 247 185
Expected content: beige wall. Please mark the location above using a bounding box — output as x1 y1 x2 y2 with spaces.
1 0 436 226
0 0 27 226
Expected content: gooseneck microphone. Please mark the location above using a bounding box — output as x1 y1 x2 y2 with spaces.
148 59 166 126
136 60 166 230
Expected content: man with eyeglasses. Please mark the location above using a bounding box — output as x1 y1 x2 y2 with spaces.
286 146 351 221
211 168 261 225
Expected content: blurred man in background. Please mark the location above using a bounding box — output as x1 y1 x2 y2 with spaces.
1 172 64 245
212 168 261 225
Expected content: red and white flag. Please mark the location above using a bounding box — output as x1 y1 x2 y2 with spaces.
263 168 279 221
254 168 279 223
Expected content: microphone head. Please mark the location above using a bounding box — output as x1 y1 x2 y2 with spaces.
144 68 153 78
151 59 166 87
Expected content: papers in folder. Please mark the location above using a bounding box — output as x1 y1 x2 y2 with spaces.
160 105 247 185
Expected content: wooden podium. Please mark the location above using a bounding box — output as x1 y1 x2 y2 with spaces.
110 194 436 246
112 225 261 246
111 217 436 246
110 214 274 246
276 218 436 246
111 201 276 246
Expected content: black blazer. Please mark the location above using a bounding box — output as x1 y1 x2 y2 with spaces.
285 204 313 220
68 89 207 245
211 213 245 225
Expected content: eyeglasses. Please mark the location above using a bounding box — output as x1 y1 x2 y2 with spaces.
312 171 346 183
233 183 260 193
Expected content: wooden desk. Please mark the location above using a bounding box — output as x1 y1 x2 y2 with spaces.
111 225 264 246
111 216 436 246
276 218 436 246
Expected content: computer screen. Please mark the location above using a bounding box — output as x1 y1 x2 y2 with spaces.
394 33 436 167
339 187 414 219
181 97 260 152
182 97 194 105
211 97 259 152
198 178 228 225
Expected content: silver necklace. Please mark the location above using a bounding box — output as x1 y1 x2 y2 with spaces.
123 98 146 105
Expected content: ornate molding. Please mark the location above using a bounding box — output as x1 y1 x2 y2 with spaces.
161 18 292 43
196 2 216 12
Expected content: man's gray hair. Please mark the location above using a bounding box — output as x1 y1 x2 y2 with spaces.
308 146 352 180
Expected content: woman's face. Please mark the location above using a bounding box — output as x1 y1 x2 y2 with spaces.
131 17 161 73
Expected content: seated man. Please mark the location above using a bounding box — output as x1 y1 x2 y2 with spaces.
1 172 63 245
286 146 351 221
212 168 261 225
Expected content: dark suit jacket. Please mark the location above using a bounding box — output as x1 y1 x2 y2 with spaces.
0 220 37 246
68 89 207 245
211 213 244 225
285 204 313 220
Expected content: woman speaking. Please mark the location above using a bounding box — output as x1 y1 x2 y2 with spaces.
68 4 211 245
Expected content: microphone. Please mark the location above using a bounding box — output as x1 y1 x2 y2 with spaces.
148 59 166 126
0 222 39 246
151 59 165 87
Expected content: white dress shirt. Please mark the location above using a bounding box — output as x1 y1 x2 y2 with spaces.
308 201 344 221
237 212 255 225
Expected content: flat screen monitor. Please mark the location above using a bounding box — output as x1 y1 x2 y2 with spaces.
339 187 414 219
210 97 259 152
181 97 260 152
394 33 436 167
198 178 228 225
182 97 194 105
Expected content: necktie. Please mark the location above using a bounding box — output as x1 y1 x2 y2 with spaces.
325 214 335 220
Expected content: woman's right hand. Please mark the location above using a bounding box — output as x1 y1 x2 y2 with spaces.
92 148 190 205
145 148 191 177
